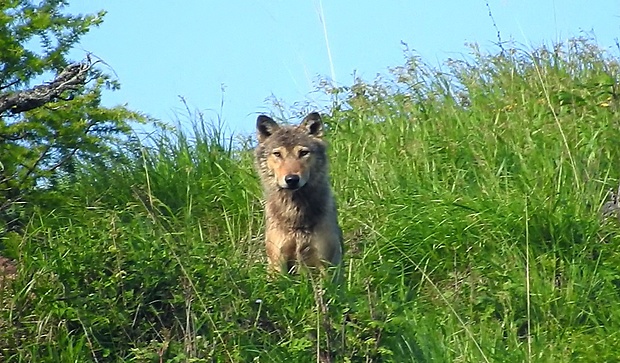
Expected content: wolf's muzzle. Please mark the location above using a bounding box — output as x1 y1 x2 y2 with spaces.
284 174 301 189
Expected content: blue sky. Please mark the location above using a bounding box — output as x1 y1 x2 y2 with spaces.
67 1 620 136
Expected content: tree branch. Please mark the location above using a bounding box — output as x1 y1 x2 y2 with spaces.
0 60 92 115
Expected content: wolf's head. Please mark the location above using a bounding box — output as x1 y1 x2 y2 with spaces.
255 112 327 191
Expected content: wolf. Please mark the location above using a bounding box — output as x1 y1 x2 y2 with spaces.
254 112 343 274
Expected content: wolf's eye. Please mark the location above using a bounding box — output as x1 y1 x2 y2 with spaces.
272 151 282 158
299 149 310 157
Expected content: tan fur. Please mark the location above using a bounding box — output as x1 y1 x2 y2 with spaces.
254 112 343 274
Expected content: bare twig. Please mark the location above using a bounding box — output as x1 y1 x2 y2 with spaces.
0 79 20 91
0 60 92 115
310 273 334 363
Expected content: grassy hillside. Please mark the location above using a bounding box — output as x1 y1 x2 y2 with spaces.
2 38 620 362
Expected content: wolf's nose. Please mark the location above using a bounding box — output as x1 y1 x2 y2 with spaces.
284 174 300 188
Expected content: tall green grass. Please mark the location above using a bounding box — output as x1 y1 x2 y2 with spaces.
2 38 620 362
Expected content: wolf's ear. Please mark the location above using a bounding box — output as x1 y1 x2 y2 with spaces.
299 112 323 138
257 115 279 143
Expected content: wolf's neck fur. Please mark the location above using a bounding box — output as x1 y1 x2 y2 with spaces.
266 180 331 231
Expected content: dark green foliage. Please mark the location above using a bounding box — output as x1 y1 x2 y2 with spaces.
0 1 145 241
